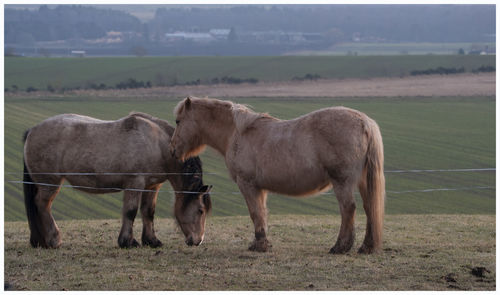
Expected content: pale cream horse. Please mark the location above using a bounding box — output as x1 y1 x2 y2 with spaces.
170 97 385 254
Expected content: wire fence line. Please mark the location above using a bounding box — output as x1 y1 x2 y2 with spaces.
7 181 495 196
5 167 495 195
385 168 495 173
4 167 496 176
4 172 211 176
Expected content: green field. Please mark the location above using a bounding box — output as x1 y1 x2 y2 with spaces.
4 95 495 221
294 42 496 56
5 55 495 91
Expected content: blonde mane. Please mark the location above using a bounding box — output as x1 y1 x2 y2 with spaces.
231 103 276 133
174 96 276 133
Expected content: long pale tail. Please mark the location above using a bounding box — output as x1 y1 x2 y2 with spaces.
359 119 385 253
23 130 44 247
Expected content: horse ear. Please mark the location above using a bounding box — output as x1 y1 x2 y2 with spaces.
185 97 191 110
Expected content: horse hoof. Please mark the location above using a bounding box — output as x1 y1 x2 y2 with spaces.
248 239 271 252
143 238 163 248
358 244 380 254
29 237 43 248
119 238 140 248
329 245 350 255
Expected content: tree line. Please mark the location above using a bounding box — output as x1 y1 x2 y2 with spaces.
5 5 495 47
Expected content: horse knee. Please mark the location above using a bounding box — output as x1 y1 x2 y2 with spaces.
341 200 356 215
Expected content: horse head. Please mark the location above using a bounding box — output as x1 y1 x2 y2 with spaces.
170 97 209 161
174 184 212 246
174 156 212 246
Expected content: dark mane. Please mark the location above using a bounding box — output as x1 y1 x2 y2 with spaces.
181 156 203 191
180 157 212 213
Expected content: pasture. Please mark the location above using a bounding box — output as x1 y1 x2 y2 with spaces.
5 55 495 90
294 42 496 56
4 215 495 290
4 96 495 221
3 56 496 290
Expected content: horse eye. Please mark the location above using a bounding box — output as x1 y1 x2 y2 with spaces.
175 120 180 125
198 209 204 215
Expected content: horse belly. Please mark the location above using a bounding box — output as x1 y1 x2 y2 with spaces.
257 165 331 197
64 175 124 194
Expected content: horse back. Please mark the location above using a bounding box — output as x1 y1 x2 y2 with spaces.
228 106 371 194
24 114 171 178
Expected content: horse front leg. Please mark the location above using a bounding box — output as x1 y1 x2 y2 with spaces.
140 185 163 248
237 179 270 252
118 190 141 248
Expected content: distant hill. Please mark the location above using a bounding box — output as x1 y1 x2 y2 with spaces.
5 5 142 44
4 5 495 56
6 5 495 44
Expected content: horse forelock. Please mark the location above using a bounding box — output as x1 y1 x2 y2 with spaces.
173 98 187 117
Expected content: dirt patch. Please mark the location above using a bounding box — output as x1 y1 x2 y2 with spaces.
6 73 495 99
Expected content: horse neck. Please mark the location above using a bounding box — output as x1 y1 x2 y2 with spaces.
197 105 235 156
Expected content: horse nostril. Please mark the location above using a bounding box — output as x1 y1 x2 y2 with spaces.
186 237 194 246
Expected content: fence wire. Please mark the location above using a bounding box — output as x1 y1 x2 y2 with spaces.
4 167 495 176
6 166 495 196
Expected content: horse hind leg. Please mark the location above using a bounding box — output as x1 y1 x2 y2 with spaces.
33 185 62 248
118 190 142 248
329 180 356 254
140 185 163 248
358 175 383 254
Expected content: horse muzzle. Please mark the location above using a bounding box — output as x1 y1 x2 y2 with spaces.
185 236 203 247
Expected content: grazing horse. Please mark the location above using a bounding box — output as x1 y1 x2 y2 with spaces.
23 112 212 249
170 97 385 254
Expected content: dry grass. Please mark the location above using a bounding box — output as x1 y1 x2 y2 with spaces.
6 73 495 100
4 214 495 291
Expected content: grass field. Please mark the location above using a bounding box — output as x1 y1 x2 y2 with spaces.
4 96 495 221
4 214 495 290
3 55 496 291
5 55 495 91
292 42 496 56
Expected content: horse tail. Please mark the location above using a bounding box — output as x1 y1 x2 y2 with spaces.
23 129 43 247
360 119 385 253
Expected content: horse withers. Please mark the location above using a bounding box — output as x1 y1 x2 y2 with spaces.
23 112 212 249
170 97 385 254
